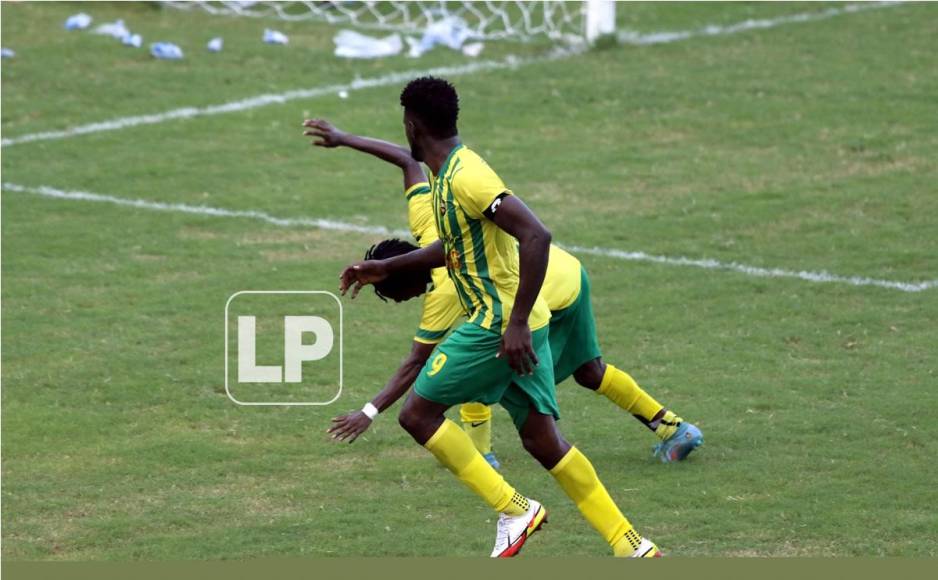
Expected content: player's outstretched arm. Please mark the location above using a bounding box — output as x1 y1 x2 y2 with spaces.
302 118 427 189
487 195 551 375
328 341 436 443
339 240 444 298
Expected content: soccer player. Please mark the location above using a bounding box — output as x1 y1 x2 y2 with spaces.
336 76 662 557
302 119 703 464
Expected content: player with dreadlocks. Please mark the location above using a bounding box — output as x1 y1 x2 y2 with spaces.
364 239 432 303
304 76 697 557
303 117 702 468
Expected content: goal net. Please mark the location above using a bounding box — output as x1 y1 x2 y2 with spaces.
165 1 616 44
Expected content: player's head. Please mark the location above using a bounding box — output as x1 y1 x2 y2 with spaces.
400 76 459 162
365 239 431 303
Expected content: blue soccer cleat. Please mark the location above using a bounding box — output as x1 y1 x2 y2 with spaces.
653 422 703 463
484 452 502 470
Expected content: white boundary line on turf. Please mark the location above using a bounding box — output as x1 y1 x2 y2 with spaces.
5 182 936 294
617 1 901 46
0 2 902 148
0 182 410 237
0 51 570 148
564 245 936 294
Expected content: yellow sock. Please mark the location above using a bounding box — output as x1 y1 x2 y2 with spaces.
424 419 527 515
549 447 641 556
459 403 493 455
598 365 683 440
653 410 683 441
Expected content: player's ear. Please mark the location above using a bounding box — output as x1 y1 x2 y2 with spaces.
406 115 425 139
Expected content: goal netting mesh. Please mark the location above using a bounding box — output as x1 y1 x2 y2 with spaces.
165 1 614 44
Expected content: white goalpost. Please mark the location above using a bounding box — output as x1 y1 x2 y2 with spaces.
165 1 617 44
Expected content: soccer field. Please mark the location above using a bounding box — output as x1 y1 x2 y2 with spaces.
2 0 937 559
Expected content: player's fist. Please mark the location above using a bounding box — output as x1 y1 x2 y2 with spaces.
302 118 346 148
339 260 388 298
497 319 538 376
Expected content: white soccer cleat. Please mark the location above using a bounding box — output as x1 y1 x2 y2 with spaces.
490 498 548 558
629 537 663 558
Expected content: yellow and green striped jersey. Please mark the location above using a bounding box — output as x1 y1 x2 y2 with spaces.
429 144 552 335
404 182 438 248
404 182 462 344
541 245 581 312
409 176 581 341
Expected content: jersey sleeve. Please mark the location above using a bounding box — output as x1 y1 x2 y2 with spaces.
414 273 464 344
404 181 436 247
404 181 432 201
451 158 512 219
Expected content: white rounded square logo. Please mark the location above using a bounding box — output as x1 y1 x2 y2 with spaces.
224 291 343 406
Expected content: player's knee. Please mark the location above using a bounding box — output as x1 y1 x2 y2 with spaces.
521 431 553 455
520 431 545 458
519 428 535 450
573 358 606 390
397 405 420 435
519 415 571 468
521 431 570 469
398 403 441 444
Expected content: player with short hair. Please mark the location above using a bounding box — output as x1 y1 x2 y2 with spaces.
334 76 663 557
302 120 703 465
334 235 702 461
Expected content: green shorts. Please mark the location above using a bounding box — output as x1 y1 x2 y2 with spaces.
549 266 602 384
413 323 558 431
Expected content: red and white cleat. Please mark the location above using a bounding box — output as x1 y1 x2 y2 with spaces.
630 537 663 558
490 499 548 558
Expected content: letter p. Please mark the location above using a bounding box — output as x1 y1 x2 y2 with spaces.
283 316 333 383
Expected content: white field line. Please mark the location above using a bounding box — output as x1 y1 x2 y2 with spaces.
0 2 901 148
564 245 936 294
617 1 902 45
5 182 936 294
0 51 569 148
1 182 410 237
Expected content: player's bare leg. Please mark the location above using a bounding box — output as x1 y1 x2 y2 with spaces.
519 408 661 557
573 358 703 463
398 390 449 444
398 392 543 557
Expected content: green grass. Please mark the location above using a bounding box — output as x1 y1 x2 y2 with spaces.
3 1 937 560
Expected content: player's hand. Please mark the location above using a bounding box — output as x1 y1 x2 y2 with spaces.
302 118 346 148
328 411 372 443
339 260 388 298
497 319 538 376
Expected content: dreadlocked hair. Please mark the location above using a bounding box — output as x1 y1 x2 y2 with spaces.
365 238 432 302
399 76 459 138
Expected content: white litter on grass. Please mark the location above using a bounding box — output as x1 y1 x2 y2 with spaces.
1 2 902 149
338 90 349 99
461 42 484 58
1 48 14 59
263 29 288 45
0 54 552 147
406 17 474 58
207 37 223 52
64 13 92 30
93 19 130 40
122 34 143 48
334 29 402 59
92 18 144 48
4 182 936 294
150 42 184 60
